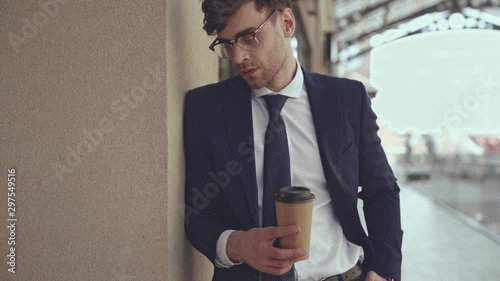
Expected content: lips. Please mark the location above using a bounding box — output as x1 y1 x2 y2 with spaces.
241 68 258 76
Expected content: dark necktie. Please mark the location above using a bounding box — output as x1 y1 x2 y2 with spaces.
261 94 296 281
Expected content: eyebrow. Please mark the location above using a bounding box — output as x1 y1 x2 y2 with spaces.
217 26 257 42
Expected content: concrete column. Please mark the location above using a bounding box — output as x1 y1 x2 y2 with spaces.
0 0 216 280
295 0 326 74
166 0 218 280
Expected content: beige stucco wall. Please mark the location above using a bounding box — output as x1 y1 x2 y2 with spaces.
0 0 216 280
166 0 217 280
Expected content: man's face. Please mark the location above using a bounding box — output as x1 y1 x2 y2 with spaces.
217 1 290 89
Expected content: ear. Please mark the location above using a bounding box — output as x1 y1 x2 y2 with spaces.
280 8 295 38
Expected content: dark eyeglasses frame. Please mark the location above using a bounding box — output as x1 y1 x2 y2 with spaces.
209 9 282 55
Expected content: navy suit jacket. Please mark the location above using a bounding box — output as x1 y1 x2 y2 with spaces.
184 68 403 281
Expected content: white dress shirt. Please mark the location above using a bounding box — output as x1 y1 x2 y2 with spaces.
215 61 363 280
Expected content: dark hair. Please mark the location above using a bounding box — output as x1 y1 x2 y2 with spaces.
201 0 291 35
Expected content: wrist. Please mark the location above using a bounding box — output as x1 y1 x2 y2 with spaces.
226 230 245 263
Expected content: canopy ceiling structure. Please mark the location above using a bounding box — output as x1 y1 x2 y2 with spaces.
333 0 500 63
331 0 500 138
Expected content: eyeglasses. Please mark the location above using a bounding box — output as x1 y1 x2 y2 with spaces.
209 9 282 59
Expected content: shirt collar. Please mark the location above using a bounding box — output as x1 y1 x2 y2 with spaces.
252 60 304 99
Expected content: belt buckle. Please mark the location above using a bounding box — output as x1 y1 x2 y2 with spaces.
344 264 362 281
319 262 362 281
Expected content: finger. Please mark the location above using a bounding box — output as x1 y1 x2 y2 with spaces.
269 247 306 260
265 258 294 270
265 225 300 240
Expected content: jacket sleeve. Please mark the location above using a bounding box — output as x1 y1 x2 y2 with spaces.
356 82 403 281
183 90 229 264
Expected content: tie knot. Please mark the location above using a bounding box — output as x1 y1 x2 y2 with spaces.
263 94 288 116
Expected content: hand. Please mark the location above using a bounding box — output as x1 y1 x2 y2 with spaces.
226 225 307 276
364 270 391 281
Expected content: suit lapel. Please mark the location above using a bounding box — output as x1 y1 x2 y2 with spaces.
223 77 260 227
303 68 343 171
221 71 358 231
304 69 367 245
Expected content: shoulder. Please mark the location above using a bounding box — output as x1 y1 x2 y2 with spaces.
304 69 366 103
183 75 247 122
304 69 364 92
186 75 244 103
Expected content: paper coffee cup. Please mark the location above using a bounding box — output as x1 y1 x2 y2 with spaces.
274 186 315 261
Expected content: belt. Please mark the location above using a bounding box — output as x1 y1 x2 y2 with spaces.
319 262 363 281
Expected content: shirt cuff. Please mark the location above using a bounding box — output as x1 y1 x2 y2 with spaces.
215 229 243 268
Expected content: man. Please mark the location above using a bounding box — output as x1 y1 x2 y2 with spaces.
183 1 403 281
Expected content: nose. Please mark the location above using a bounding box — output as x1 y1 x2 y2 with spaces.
230 44 249 65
